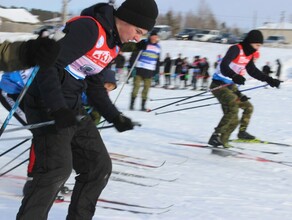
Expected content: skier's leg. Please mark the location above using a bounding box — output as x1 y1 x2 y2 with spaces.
67 117 112 220
17 130 74 220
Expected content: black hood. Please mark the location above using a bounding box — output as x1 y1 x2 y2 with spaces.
81 3 122 47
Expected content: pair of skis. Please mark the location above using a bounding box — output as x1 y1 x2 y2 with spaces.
0 190 171 215
170 141 292 167
53 186 172 214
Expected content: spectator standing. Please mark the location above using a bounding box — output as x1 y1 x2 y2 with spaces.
180 57 189 88
191 55 201 90
163 52 172 88
275 59 282 80
174 53 183 87
262 61 273 76
199 57 210 90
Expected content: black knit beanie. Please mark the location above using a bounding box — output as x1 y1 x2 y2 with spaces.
115 0 158 31
243 30 264 44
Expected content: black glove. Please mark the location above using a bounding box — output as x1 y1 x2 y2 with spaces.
52 108 78 129
113 114 134 132
266 76 281 88
136 39 148 50
232 74 246 85
240 95 250 102
25 38 60 69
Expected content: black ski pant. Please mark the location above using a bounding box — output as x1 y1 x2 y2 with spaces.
16 116 112 220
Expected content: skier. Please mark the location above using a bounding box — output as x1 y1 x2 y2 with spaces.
16 0 158 219
208 30 281 148
0 30 62 196
0 37 60 72
22 69 118 196
129 30 161 111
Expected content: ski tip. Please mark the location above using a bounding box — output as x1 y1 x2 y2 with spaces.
146 109 152 112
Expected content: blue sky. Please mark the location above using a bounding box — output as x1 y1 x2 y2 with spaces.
0 0 291 30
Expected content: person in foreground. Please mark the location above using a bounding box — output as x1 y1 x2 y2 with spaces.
208 30 281 148
16 0 158 219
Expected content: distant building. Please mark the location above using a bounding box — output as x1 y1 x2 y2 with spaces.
0 8 40 33
258 22 292 44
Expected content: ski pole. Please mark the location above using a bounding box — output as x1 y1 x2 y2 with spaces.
239 83 268 92
0 66 40 138
150 83 268 102
147 84 230 112
3 119 142 134
176 83 269 107
99 50 142 129
176 96 215 106
0 138 31 157
2 115 86 134
0 147 30 172
150 95 192 102
0 158 29 177
113 50 142 103
0 136 32 142
155 103 219 115
3 120 55 134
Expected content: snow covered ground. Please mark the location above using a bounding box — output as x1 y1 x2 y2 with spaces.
1 34 292 220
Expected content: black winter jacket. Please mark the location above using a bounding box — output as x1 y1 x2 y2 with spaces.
219 44 269 82
25 3 122 130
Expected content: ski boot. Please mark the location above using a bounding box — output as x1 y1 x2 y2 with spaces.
238 131 255 140
208 132 223 147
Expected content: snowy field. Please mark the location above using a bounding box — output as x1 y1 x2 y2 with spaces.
1 33 292 220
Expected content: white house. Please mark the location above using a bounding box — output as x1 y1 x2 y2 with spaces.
258 22 292 44
0 8 40 32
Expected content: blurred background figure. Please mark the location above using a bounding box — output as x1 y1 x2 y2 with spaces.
163 52 172 88
262 61 273 76
275 59 282 80
130 30 161 111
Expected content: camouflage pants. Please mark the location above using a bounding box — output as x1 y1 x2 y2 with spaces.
131 75 152 100
210 82 253 145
